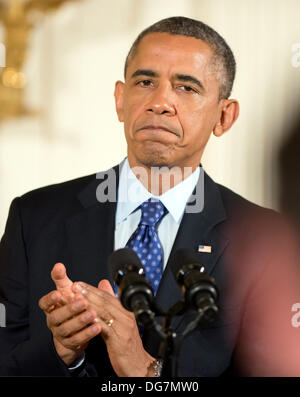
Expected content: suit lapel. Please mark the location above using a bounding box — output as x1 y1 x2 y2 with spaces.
155 170 229 312
143 170 229 354
64 165 120 286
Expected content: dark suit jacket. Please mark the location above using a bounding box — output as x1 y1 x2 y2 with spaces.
0 163 296 376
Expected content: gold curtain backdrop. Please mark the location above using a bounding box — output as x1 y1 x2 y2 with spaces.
0 0 299 235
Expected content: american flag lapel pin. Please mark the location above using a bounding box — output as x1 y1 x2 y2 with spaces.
198 244 212 253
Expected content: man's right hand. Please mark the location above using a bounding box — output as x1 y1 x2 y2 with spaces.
38 263 102 366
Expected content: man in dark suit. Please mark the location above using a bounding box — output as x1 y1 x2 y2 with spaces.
0 17 299 377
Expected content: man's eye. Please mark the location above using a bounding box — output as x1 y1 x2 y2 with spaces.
137 80 152 87
179 85 196 93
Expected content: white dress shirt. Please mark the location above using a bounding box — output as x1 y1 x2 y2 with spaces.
114 158 200 268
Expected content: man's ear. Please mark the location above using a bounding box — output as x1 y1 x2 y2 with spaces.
114 80 125 122
213 99 239 137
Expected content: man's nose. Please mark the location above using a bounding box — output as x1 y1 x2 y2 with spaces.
145 85 176 116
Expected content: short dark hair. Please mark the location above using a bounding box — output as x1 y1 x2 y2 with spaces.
124 16 236 100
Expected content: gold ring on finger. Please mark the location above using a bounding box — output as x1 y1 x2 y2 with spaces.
106 318 114 327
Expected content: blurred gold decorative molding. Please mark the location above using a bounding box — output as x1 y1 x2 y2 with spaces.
0 0 80 123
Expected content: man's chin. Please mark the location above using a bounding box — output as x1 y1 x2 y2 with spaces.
136 153 172 169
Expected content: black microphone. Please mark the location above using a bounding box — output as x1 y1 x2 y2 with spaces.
172 248 219 323
109 248 155 327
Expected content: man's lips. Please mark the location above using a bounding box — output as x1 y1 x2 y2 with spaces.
137 125 179 136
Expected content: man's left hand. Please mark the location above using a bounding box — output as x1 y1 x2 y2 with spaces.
72 280 155 377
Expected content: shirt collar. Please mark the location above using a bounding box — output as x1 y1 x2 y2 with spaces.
116 158 200 225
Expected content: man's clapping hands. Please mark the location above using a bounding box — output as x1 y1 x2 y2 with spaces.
39 263 155 376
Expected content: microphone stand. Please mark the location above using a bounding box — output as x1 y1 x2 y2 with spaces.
144 301 217 377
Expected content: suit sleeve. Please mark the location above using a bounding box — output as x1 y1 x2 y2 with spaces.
0 198 72 376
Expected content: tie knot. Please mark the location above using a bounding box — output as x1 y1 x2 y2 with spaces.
139 198 167 227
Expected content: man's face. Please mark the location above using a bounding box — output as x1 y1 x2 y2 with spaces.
115 33 228 170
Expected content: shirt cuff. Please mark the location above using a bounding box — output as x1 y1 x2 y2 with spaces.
68 353 85 372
